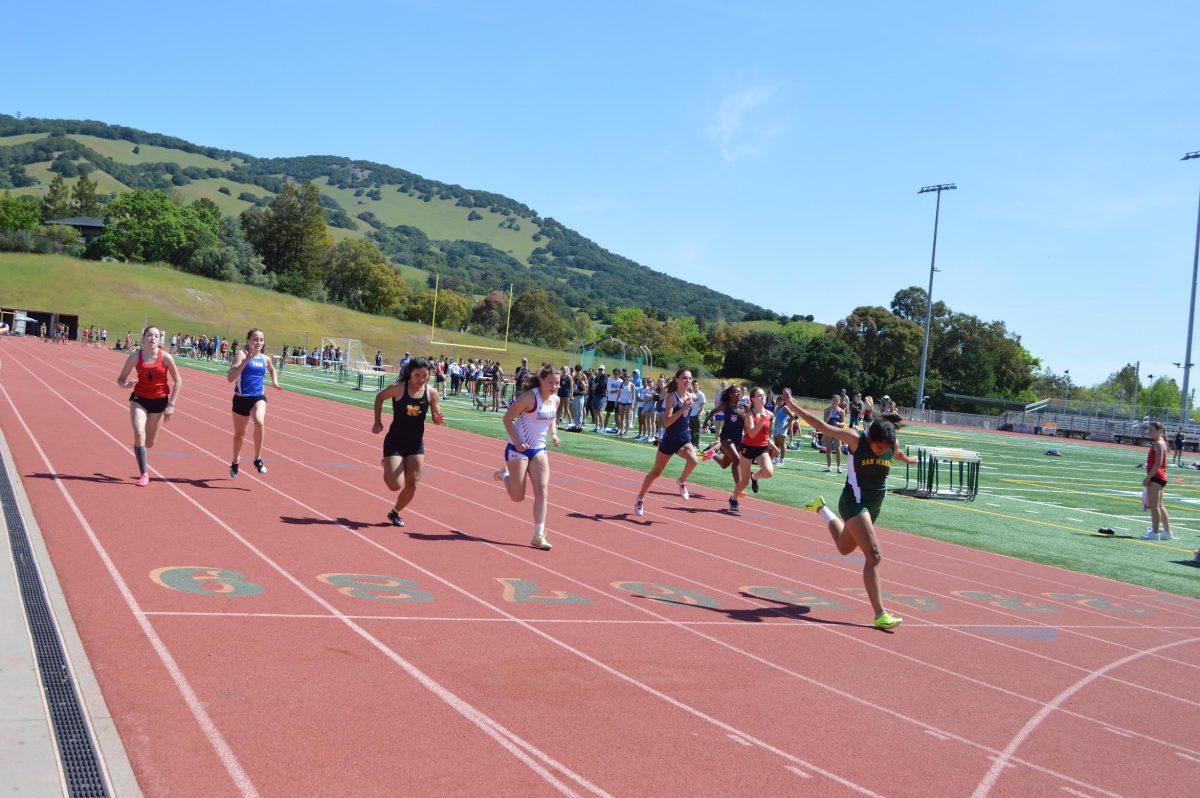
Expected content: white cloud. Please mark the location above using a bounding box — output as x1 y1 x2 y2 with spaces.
708 84 784 163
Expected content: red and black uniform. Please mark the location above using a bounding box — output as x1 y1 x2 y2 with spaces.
131 350 170 414
1147 444 1168 487
740 409 772 461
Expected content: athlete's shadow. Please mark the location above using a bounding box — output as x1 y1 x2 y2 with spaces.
29 472 123 484
741 594 876 630
649 489 710 500
28 473 248 491
662 504 736 516
1169 558 1200 569
280 515 393 530
406 529 530 548
639 595 812 623
565 511 655 527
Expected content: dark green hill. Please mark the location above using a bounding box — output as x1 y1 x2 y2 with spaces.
0 115 770 322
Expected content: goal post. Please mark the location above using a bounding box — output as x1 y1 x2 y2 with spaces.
318 337 369 372
430 273 513 353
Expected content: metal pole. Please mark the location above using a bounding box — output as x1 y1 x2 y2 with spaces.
1181 183 1200 424
916 189 942 409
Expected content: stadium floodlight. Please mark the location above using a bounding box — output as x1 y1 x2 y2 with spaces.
915 183 957 409
1179 153 1200 425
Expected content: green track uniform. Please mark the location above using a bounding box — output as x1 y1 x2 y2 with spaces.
837 432 892 522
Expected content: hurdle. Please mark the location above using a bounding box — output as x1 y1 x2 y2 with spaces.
896 446 982 501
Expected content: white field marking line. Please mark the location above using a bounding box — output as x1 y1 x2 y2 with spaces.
85 371 1161 792
166 375 1200 634
6 363 610 798
89 352 1200 640
136 612 1200 630
161 373 1200 686
970 636 1200 798
0 383 262 798
33 358 883 798
142 379 1200 774
976 491 1200 540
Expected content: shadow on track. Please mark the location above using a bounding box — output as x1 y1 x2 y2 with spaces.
29 472 249 491
280 515 394 531
625 593 873 629
565 511 656 526
405 529 531 548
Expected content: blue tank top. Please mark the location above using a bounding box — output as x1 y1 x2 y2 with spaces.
662 392 691 442
236 354 267 396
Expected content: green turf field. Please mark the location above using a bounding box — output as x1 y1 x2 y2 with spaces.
163 355 1199 598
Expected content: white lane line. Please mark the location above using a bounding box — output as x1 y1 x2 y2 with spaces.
924 729 950 741
726 734 752 747
0 384 262 798
1103 727 1133 738
787 766 812 779
1176 751 1200 764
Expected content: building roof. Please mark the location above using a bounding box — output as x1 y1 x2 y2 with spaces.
45 217 106 227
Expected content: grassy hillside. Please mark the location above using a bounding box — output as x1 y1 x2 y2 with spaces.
734 318 828 338
0 253 574 367
0 116 771 322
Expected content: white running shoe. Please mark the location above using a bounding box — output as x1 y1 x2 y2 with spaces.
678 479 689 500
531 532 552 551
1140 528 1160 540
635 498 644 517
1160 530 1175 541
823 466 832 473
836 467 842 474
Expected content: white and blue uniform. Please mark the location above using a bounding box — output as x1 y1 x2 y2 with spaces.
505 390 559 460
232 354 269 416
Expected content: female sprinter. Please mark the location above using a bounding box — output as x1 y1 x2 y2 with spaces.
373 357 445 527
780 389 913 631
634 369 699 516
1141 421 1174 540
702 385 745 512
227 329 283 477
494 364 560 550
734 387 775 499
115 326 182 486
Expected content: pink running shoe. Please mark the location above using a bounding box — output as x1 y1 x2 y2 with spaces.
677 479 689 500
136 473 150 487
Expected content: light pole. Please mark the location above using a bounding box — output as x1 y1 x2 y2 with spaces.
1180 151 1200 425
916 183 956 409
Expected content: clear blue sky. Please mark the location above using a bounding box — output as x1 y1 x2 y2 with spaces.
6 1 1199 385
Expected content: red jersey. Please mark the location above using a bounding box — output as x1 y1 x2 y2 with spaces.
133 349 170 399
742 409 772 447
1147 444 1167 482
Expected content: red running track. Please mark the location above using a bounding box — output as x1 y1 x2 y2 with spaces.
1 336 1198 797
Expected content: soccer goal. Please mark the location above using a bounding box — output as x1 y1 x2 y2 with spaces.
318 337 369 372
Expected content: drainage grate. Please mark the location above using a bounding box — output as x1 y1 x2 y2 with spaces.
1 453 110 796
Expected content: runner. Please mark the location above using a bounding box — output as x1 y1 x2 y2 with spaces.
1172 427 1185 466
701 385 745 511
823 393 845 473
372 357 445 527
733 387 775 500
227 329 283 478
634 369 699 516
1141 421 1174 540
772 394 795 465
493 364 560 550
781 389 912 630
115 326 182 487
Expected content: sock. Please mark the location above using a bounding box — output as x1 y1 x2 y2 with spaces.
534 522 545 537
818 506 836 523
134 446 147 475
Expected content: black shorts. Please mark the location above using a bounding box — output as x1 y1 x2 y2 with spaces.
658 435 691 456
383 428 424 459
1150 475 1168 487
130 393 169 414
605 400 617 413
740 444 770 460
232 394 266 417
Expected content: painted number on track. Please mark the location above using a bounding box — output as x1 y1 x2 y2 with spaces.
150 567 264 597
316 573 434 602
495 578 591 605
612 581 719 607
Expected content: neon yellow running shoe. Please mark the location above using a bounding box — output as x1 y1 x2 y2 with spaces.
874 611 903 631
804 496 826 512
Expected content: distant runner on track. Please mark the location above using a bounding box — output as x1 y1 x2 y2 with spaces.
780 389 913 631
494 363 560 550
733 387 775 500
227 329 283 478
373 357 445 528
115 326 182 487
